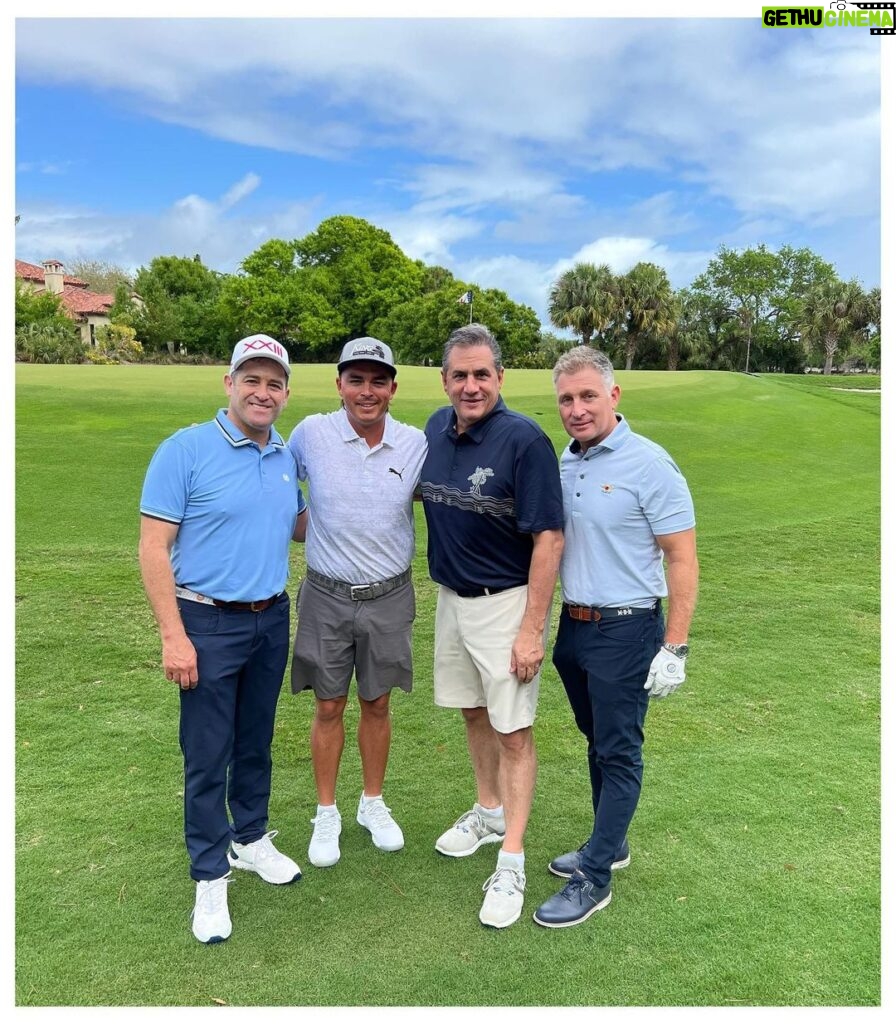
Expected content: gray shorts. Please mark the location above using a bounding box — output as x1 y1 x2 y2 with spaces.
290 576 415 701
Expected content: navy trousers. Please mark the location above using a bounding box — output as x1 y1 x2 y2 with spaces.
551 605 664 888
177 594 290 881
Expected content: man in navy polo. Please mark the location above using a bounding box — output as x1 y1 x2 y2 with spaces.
139 334 307 944
533 345 698 929
421 323 565 929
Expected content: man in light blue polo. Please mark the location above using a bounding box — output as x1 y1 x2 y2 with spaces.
139 334 307 944
288 338 427 869
533 345 698 929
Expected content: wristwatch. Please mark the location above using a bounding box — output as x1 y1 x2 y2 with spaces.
663 642 689 658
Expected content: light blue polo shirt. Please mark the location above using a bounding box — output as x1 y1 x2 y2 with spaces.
559 414 695 608
140 410 305 601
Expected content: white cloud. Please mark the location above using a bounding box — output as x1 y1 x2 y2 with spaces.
14 18 881 227
461 236 714 330
220 173 261 210
556 238 712 289
16 159 73 175
14 178 322 275
380 210 484 268
402 159 566 214
462 253 555 323
13 16 882 303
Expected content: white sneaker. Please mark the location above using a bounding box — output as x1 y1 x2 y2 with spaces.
479 865 526 929
356 795 404 852
435 806 506 857
191 873 232 944
227 829 302 884
309 807 342 867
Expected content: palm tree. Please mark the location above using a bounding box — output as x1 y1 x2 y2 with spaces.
548 263 621 347
798 278 868 375
620 262 676 371
663 289 699 371
866 286 881 369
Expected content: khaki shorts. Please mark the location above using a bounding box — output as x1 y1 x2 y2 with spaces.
291 576 415 701
434 584 547 734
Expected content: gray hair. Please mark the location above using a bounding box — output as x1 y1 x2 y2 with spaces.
552 346 615 388
442 323 503 373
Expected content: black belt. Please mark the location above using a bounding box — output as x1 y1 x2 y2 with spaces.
306 567 412 601
564 601 659 622
175 585 283 612
452 584 521 599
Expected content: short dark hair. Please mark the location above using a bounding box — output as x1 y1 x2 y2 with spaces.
442 323 503 373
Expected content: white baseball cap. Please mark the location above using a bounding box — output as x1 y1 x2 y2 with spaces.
229 334 291 378
337 337 396 377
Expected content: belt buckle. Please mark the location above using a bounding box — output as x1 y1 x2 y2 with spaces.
249 600 263 612
350 584 372 600
570 604 599 622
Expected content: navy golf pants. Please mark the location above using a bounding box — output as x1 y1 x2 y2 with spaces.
552 604 664 888
177 594 290 881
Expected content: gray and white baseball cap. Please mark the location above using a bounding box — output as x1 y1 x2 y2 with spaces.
337 337 396 377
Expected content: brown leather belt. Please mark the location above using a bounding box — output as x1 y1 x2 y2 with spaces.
564 601 658 622
175 585 283 612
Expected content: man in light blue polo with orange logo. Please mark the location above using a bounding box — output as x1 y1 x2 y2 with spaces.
139 334 306 944
534 345 698 929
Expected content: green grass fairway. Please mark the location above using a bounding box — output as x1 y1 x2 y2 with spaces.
15 364 880 1007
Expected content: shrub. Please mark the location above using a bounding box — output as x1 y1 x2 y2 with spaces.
16 322 86 364
94 324 144 363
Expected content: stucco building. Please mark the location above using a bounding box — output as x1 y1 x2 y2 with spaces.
15 258 127 347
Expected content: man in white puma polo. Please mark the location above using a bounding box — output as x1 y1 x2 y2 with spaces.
288 338 427 869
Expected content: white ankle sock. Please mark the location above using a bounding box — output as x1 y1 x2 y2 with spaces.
497 849 525 871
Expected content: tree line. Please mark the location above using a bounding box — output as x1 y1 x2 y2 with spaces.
549 247 879 375
15 215 881 374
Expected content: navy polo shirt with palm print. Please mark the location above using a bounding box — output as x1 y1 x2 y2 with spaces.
421 397 564 593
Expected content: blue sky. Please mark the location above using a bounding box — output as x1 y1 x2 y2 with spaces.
11 3 885 330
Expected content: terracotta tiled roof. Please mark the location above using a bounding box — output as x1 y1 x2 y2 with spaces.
59 286 114 317
16 259 44 282
15 259 89 288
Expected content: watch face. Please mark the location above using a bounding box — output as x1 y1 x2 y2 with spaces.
666 643 688 657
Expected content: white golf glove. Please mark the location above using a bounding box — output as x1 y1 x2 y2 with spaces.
645 645 687 699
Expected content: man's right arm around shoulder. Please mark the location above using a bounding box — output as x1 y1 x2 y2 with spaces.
139 516 199 690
